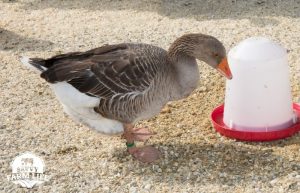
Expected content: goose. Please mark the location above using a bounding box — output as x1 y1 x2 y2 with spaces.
21 33 232 163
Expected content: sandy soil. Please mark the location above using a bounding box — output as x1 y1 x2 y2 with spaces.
1 0 300 192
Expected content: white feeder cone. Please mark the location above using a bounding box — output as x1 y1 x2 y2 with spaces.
223 37 296 132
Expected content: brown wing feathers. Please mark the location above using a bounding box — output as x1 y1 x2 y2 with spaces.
37 44 158 99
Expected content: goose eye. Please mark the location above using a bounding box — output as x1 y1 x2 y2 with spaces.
214 53 219 57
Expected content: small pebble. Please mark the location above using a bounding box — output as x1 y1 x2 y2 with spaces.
198 86 207 92
129 187 137 193
144 184 152 190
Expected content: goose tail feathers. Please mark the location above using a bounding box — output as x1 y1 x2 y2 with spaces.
20 56 47 74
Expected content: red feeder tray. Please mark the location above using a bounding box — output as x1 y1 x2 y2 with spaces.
211 103 300 141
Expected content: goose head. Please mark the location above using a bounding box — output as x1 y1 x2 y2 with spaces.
168 33 232 79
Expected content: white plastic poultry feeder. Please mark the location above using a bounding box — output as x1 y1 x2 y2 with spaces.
211 37 300 141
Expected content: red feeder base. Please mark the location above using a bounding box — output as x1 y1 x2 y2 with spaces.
211 103 300 141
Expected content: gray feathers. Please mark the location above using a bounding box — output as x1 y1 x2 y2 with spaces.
33 43 171 123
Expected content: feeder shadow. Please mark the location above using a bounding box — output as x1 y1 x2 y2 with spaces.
0 28 54 51
244 133 300 147
112 142 299 186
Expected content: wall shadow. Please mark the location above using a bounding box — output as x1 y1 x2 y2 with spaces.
18 0 300 20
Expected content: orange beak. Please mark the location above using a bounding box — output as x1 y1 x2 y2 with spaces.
217 58 232 79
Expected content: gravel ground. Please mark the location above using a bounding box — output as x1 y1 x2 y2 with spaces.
1 0 300 192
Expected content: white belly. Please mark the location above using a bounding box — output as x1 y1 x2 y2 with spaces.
50 82 124 135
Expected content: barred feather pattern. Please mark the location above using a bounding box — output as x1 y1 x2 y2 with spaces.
93 44 176 123
37 43 179 123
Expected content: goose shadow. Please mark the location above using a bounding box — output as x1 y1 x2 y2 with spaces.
112 142 300 186
0 28 54 51
17 0 299 26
